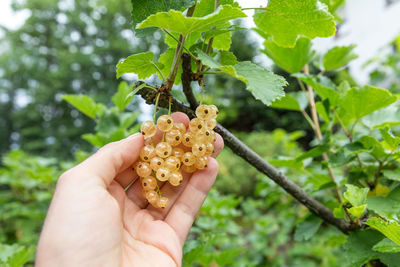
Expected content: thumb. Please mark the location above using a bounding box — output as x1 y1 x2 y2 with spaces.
69 133 144 187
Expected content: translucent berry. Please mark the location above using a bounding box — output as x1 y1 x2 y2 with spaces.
157 115 174 132
150 156 164 171
208 105 218 119
156 167 170 181
192 142 206 157
141 121 157 139
206 118 217 130
165 156 181 171
141 176 157 191
145 190 159 204
169 171 183 186
137 162 152 177
181 164 197 173
155 142 172 158
195 155 208 170
205 143 214 156
196 129 214 143
139 145 156 162
173 122 186 135
182 132 195 147
189 118 206 133
158 197 169 208
171 147 184 158
165 129 182 146
182 152 196 166
195 104 211 120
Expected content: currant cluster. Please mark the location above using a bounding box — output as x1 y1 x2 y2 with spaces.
135 104 219 208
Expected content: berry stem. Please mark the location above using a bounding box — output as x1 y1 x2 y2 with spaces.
156 184 162 197
151 62 166 81
153 92 161 123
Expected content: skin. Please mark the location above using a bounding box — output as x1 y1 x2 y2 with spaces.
36 112 224 267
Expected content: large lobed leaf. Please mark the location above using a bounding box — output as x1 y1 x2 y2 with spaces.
323 44 358 71
366 217 400 246
338 85 398 125
116 51 157 79
262 37 315 73
137 5 246 35
196 51 287 105
62 95 105 119
253 0 336 48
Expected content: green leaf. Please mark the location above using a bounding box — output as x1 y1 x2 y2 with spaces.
262 37 315 73
196 51 287 106
367 187 400 219
116 51 157 79
342 229 383 267
196 50 245 81
294 216 322 241
306 173 332 190
137 5 246 35
339 85 398 124
366 217 400 246
270 92 308 111
323 45 358 71
62 95 103 119
362 104 400 129
380 127 400 150
219 51 238 66
359 136 387 159
293 73 339 106
316 101 330 122
158 48 183 84
373 238 400 253
112 82 134 111
203 26 245 40
234 61 287 106
383 169 400 182
253 0 336 47
348 204 367 218
343 184 369 206
130 0 195 35
296 145 330 161
212 31 232 50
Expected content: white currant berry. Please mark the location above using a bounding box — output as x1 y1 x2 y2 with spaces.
141 121 157 139
155 142 172 158
141 176 157 191
196 104 211 120
182 152 196 166
192 142 206 157
156 167 170 181
164 156 181 171
139 145 156 162
173 122 186 135
158 197 169 208
165 129 182 146
150 156 164 171
181 164 197 173
195 155 208 170
169 171 183 186
189 118 206 133
157 115 174 132
137 162 152 177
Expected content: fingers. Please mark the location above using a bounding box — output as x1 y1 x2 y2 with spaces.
165 158 219 245
212 133 224 157
63 133 144 187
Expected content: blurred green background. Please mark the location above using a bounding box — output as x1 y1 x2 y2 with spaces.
1 0 400 266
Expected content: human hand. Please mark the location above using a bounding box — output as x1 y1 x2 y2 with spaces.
36 112 224 267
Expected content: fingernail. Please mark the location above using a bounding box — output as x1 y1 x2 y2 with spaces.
126 132 141 140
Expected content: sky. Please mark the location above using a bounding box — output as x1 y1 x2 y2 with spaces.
0 0 400 83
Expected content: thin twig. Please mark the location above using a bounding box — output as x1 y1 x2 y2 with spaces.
303 65 343 204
